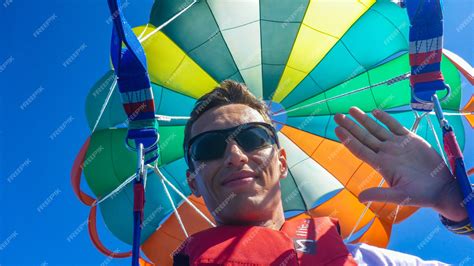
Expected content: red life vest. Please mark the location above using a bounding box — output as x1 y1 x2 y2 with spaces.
173 217 357 265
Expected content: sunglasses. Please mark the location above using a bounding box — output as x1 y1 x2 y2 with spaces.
185 122 279 165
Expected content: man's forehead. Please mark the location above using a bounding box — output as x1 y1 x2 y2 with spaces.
191 104 266 137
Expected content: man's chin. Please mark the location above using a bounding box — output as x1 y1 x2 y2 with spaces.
217 196 271 224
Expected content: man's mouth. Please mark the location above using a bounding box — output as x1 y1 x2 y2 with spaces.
221 170 257 187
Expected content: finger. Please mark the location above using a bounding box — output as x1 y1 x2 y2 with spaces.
335 126 377 166
348 107 392 141
372 109 410 136
358 187 409 205
334 113 381 152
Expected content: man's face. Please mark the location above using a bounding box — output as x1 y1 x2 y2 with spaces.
186 104 288 225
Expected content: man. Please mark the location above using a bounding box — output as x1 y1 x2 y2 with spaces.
174 80 471 265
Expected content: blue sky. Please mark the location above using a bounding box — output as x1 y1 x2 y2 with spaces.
0 0 473 265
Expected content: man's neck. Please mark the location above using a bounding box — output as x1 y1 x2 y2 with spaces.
258 213 285 230
218 204 286 230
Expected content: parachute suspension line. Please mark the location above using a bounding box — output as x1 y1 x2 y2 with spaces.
391 204 401 224
276 72 410 116
139 0 199 43
155 114 190 122
345 178 385 242
91 76 118 133
438 112 473 116
411 111 429 133
426 114 448 166
150 165 216 227
137 24 150 40
93 172 138 206
157 168 189 238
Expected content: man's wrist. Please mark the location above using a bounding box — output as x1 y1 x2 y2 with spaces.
434 179 468 222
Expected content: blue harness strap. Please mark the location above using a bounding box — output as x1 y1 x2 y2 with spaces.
107 0 158 163
106 0 158 265
405 0 446 111
402 0 474 231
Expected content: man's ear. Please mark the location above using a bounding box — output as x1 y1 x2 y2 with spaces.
278 148 288 179
186 169 201 197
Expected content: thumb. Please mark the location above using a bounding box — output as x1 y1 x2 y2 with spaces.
358 187 409 205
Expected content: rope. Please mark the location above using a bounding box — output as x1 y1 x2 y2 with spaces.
93 172 137 206
138 0 199 43
437 112 473 116
427 114 448 166
91 76 117 133
150 165 216 227
345 178 385 242
137 24 150 40
159 172 189 238
391 204 401 224
275 72 410 116
155 114 190 121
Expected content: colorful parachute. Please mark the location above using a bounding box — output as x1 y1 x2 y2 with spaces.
71 0 474 264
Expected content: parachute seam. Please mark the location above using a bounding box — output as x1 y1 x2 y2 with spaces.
260 19 301 24
186 30 220 55
220 19 259 32
270 1 311 101
365 68 380 111
339 41 368 73
323 93 333 120
160 227 186 242
288 167 309 211
281 133 345 208
204 0 244 83
238 63 261 72
278 4 375 105
156 84 164 113
371 8 409 45
282 125 384 226
302 23 340 40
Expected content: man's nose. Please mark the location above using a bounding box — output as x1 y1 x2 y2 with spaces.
224 140 249 167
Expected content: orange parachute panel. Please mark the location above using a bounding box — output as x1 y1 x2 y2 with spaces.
351 217 392 248
142 195 214 265
463 96 474 128
281 125 362 186
281 125 417 225
308 189 377 239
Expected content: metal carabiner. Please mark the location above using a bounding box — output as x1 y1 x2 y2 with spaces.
125 134 160 153
411 83 452 104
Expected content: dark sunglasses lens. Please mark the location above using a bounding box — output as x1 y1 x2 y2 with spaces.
190 133 226 161
237 126 274 152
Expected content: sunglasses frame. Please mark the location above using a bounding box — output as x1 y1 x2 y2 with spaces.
185 122 280 166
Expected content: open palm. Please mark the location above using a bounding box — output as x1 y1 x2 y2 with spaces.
333 107 455 210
